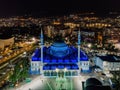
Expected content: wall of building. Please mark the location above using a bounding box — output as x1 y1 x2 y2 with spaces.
105 62 120 71
95 57 103 69
81 61 89 71
31 61 40 74
95 56 120 71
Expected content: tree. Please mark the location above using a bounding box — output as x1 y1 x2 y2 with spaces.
9 57 30 86
111 71 120 90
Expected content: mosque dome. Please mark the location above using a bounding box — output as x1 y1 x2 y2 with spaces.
85 78 102 87
47 40 70 57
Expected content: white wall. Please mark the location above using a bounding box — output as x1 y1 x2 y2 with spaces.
31 61 40 71
81 61 89 70
95 56 120 71
95 57 103 69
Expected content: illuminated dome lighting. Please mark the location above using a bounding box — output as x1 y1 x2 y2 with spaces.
47 40 70 57
32 41 89 68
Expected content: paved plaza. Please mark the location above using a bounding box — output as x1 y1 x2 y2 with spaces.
6 74 89 90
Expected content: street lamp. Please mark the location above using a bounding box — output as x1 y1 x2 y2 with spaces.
56 68 59 77
88 43 91 48
64 68 67 77
32 37 35 41
20 64 23 68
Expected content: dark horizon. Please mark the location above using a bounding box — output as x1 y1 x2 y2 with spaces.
0 0 120 17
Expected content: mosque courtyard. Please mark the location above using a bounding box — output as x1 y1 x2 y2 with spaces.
7 74 88 90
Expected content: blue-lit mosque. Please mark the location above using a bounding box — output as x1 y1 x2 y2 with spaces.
30 29 90 77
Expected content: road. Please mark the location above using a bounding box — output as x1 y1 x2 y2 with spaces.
0 45 36 88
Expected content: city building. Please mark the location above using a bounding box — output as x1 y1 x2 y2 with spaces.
30 29 90 77
0 37 14 50
94 55 120 73
45 25 54 37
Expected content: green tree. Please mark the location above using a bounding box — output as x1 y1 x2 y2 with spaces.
111 71 120 90
9 57 30 86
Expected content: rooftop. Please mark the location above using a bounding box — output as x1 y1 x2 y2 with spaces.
97 55 120 62
32 41 88 62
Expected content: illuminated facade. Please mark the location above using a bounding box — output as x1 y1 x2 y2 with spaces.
94 55 120 72
30 29 89 77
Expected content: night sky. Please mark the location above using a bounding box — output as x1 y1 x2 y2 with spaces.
0 0 120 17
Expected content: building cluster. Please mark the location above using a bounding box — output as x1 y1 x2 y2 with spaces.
93 55 120 76
0 17 47 27
1 13 120 49
0 13 119 29
0 13 120 71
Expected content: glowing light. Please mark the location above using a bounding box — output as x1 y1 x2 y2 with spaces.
56 68 59 72
88 44 91 48
32 37 35 41
64 68 67 71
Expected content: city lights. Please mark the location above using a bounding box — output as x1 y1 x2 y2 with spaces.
0 2 120 89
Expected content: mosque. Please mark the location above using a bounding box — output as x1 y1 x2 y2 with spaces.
30 29 90 77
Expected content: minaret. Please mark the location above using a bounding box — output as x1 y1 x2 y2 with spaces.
40 25 44 74
78 28 81 73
